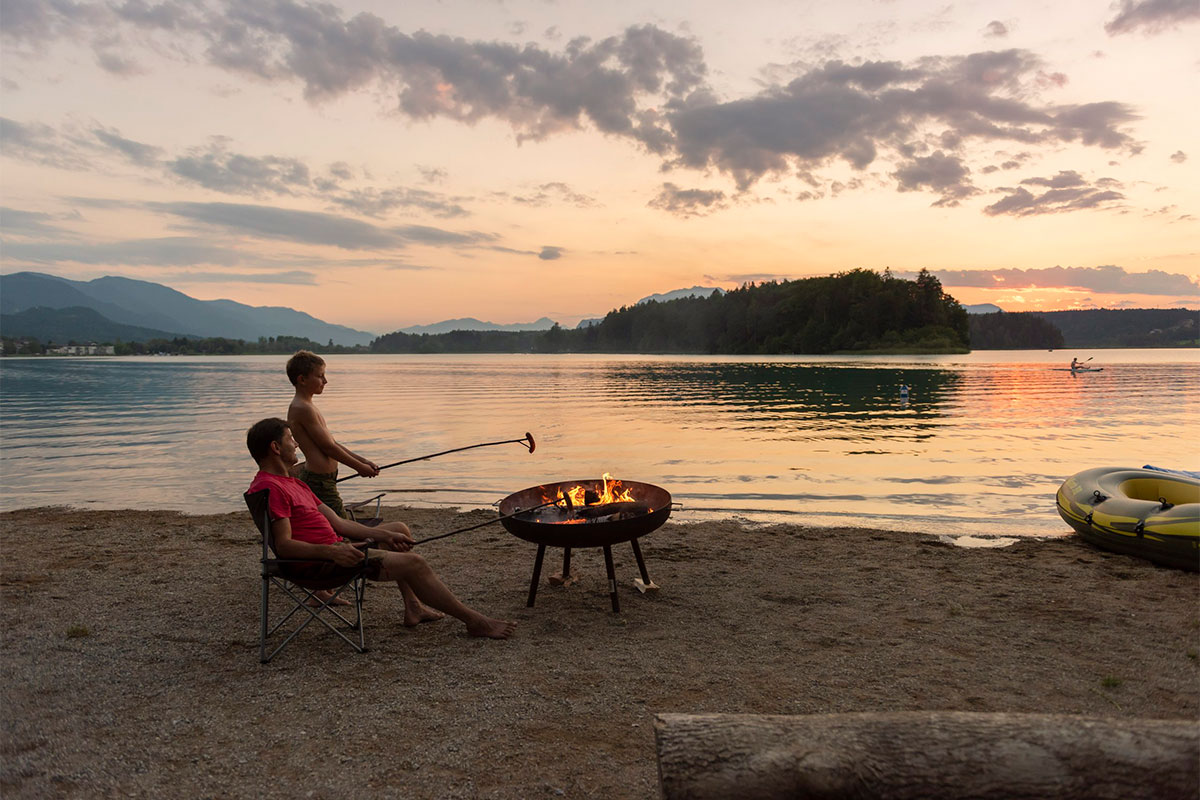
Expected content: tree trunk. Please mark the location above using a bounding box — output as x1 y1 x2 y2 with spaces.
654 712 1198 800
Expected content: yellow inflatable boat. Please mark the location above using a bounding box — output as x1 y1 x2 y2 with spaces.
1056 467 1199 571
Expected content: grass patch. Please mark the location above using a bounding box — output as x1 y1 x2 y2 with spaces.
1099 676 1123 689
65 625 90 639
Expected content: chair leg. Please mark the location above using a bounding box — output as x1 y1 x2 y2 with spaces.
261 577 369 663
260 576 270 663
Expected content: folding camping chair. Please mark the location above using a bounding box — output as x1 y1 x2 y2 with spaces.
245 488 375 663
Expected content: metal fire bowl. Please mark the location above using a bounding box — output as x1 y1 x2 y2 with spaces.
499 479 672 548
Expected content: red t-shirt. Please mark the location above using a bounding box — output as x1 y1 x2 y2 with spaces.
248 471 340 546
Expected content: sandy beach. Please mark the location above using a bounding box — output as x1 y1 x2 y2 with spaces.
2 505 1197 798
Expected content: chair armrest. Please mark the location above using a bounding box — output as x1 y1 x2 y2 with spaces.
346 493 386 522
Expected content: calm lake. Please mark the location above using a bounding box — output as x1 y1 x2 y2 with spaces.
1 350 1197 541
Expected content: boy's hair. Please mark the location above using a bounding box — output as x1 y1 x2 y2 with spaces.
247 417 290 463
286 350 325 386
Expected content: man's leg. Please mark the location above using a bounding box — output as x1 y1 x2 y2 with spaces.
375 551 515 639
376 522 443 626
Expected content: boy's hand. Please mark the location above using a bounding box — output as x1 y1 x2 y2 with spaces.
329 541 366 567
356 461 380 478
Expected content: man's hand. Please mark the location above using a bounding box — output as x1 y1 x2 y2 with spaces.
328 541 366 567
356 461 381 478
381 530 414 552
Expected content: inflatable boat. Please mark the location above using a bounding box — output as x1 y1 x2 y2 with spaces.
1056 467 1199 571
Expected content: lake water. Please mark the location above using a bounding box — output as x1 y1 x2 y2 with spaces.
1 350 1197 541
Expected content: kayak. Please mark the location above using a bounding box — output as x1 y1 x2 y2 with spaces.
1056 467 1200 571
1051 367 1103 372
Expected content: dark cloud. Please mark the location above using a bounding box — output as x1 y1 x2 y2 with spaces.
4 118 470 219
1019 170 1087 188
95 49 145 76
928 265 1198 296
145 202 491 250
328 187 468 218
538 246 564 260
146 202 398 249
1105 0 1200 35
171 270 318 284
665 50 1139 191
891 151 978 206
984 21 1009 38
0 207 73 237
647 182 728 217
0 236 249 266
394 224 492 246
0 0 107 43
195 6 708 146
92 126 162 166
3 117 162 171
1169 150 1188 163
984 172 1126 216
505 182 597 208
418 166 448 183
167 141 311 195
0 117 93 170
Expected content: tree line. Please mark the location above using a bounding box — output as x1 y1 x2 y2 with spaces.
372 269 971 354
1 335 367 357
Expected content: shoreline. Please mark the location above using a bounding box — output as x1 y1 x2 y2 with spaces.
3 505 1197 798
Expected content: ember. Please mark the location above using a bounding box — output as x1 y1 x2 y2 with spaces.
521 473 651 525
548 472 636 508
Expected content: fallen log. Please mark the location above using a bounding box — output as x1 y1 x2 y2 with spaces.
655 712 1199 800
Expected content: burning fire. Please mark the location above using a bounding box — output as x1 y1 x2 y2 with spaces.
549 472 635 507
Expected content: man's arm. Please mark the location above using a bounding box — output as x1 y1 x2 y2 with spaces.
271 516 364 566
290 403 379 476
319 504 413 552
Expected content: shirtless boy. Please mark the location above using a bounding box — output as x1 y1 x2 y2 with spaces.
286 350 378 518
247 417 515 639
286 350 438 620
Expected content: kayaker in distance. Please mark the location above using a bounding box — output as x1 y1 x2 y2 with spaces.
1070 357 1079 370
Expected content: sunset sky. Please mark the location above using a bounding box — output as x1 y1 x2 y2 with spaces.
2 0 1198 332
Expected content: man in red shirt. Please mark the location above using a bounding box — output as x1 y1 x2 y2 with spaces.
247 418 515 640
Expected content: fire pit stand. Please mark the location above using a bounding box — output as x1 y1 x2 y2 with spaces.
498 479 672 614
526 539 654 613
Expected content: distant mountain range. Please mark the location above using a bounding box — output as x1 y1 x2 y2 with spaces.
0 271 375 346
1 306 183 344
575 286 724 328
398 316 559 335
964 303 1003 314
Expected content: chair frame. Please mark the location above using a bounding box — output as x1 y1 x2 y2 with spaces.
346 492 386 524
245 488 374 664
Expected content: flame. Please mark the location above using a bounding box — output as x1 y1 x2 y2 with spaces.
548 472 635 507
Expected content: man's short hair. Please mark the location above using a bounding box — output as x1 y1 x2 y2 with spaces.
286 350 325 386
247 417 290 463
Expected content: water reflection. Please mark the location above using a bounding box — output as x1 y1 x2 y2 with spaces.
596 361 962 442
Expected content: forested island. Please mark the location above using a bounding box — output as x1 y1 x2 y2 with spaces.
371 269 969 355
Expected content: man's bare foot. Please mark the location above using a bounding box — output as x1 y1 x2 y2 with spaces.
465 617 517 639
308 590 351 607
404 604 445 627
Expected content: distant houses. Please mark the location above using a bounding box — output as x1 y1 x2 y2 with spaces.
46 343 116 356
